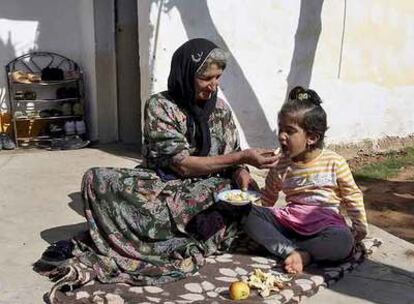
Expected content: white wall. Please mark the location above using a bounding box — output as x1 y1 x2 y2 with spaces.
0 0 98 139
138 0 414 149
2 0 413 148
312 0 414 144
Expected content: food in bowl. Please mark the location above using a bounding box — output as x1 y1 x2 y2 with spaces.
225 191 258 203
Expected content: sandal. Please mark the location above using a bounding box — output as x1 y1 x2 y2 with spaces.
40 240 74 265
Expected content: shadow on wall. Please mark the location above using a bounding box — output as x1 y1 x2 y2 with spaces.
145 0 324 148
0 0 85 113
0 33 16 112
286 0 324 97
146 0 276 148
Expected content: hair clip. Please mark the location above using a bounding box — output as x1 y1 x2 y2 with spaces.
191 52 204 63
297 92 309 101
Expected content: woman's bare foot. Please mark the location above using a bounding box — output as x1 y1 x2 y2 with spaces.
284 250 311 274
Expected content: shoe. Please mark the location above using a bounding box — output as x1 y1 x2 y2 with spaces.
26 102 35 117
14 111 28 119
0 133 16 150
27 73 41 83
49 136 90 150
40 240 74 265
23 90 37 100
64 121 75 136
39 110 51 118
60 136 89 150
75 120 86 136
72 103 83 116
14 90 25 100
11 70 31 84
49 109 63 117
61 103 72 116
49 123 64 137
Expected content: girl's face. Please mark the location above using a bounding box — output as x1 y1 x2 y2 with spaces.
194 63 223 101
278 115 317 161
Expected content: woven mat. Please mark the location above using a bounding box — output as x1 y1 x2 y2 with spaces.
47 238 382 304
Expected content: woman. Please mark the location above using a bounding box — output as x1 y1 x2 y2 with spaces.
39 39 278 290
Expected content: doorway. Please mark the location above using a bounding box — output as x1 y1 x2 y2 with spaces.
114 0 142 146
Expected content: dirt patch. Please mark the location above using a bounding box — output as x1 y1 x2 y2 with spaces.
345 149 413 243
354 161 414 244
328 134 414 160
347 150 408 172
330 144 414 243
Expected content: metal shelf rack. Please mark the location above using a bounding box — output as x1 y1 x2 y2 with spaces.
5 52 86 148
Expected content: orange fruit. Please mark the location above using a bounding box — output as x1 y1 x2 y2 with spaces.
229 281 250 300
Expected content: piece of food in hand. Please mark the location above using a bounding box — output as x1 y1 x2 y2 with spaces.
262 150 277 158
261 148 282 158
274 147 281 155
229 281 250 300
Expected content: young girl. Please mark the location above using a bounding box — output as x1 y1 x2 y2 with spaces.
243 86 368 274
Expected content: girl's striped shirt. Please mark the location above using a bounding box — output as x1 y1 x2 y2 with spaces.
262 149 368 236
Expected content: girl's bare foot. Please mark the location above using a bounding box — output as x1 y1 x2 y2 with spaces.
284 250 311 274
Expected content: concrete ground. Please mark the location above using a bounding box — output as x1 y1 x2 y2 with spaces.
0 145 413 304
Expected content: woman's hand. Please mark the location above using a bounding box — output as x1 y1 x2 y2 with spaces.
241 148 280 169
233 168 259 191
169 148 280 178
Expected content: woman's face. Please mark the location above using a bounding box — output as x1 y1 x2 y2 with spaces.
194 63 223 101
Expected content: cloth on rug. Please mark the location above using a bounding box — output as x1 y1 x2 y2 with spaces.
34 92 249 289
40 237 382 304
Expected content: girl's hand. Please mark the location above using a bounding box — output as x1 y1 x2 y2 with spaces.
233 168 259 191
260 198 275 207
242 148 280 169
260 189 277 207
353 229 367 243
278 166 292 183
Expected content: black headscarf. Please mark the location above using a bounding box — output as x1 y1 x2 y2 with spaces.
168 38 220 156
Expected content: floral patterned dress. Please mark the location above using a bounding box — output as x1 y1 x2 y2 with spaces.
74 92 245 286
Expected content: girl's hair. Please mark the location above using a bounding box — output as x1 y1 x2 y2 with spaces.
196 48 227 76
279 86 328 149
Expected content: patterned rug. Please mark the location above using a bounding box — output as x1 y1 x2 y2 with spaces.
43 238 382 304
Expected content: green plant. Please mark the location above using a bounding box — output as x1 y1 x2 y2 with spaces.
354 147 414 181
